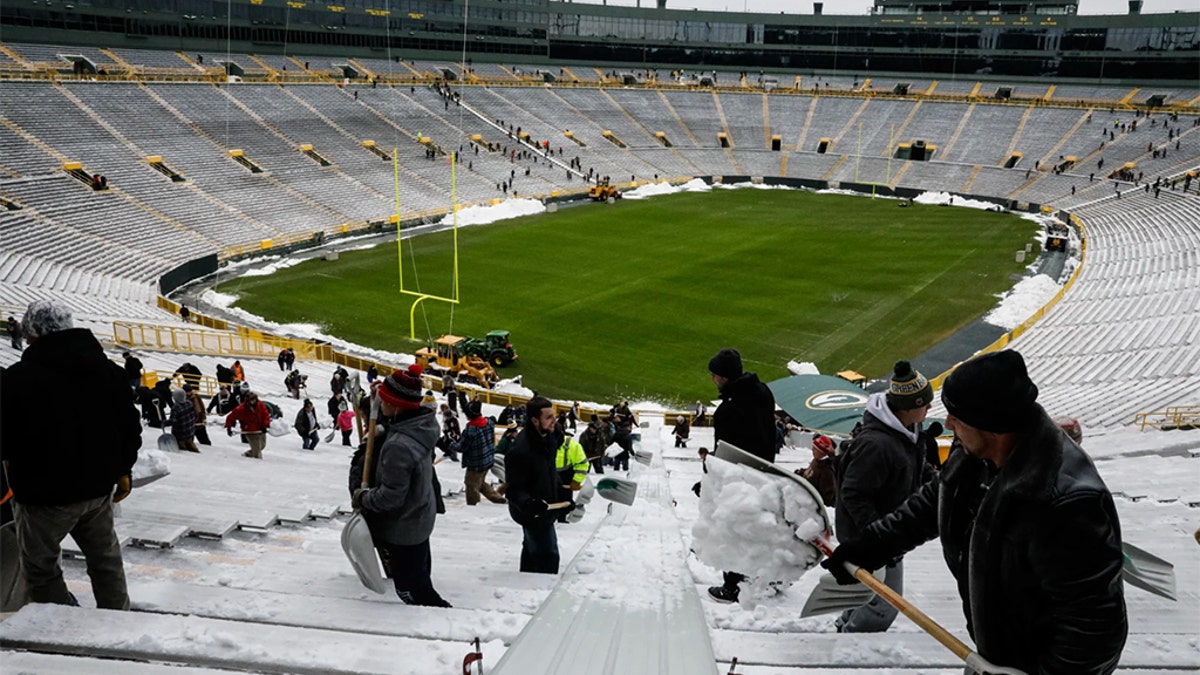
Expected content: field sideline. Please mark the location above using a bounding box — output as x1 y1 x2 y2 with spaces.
219 189 1038 404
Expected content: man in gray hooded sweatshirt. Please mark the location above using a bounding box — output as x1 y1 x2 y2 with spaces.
833 360 936 632
349 364 450 608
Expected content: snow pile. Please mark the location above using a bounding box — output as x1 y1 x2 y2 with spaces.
623 181 681 200
983 274 1063 330
787 361 820 376
131 447 171 484
440 198 545 227
241 257 306 277
913 191 1003 211
624 178 710 200
692 457 827 606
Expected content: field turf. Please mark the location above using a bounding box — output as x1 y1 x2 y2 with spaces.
218 189 1037 406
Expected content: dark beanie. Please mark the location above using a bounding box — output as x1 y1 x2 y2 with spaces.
708 348 743 379
467 400 483 419
379 364 424 410
886 360 933 411
941 351 1039 433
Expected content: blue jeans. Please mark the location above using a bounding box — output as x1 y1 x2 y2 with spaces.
520 522 559 574
301 430 319 450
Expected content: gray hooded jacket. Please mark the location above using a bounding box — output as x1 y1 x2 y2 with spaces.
349 407 440 546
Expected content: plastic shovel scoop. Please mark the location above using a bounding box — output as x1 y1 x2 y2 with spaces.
595 476 638 506
340 404 387 594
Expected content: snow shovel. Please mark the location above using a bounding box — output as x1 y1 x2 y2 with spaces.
811 536 1027 675
631 447 653 466
324 428 337 444
594 476 637 506
1122 541 1176 601
340 403 388 594
156 431 177 453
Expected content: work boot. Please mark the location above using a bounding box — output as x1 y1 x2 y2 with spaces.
707 585 739 604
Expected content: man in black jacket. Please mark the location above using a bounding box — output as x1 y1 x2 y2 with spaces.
705 347 777 604
833 360 936 632
824 350 1127 674
1 301 140 610
122 351 143 390
505 396 567 574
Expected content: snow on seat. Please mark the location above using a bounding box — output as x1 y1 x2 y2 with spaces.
491 437 719 675
0 603 481 675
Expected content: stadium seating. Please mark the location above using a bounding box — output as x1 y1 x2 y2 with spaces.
2 51 1199 433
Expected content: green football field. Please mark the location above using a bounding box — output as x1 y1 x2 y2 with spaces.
218 189 1037 405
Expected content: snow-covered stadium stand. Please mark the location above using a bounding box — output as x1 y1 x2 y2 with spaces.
1 53 1198 674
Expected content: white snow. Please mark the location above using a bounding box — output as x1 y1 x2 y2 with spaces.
438 198 546 227
691 456 827 607
913 191 1004 211
130 447 170 484
624 178 712 199
787 361 820 376
983 274 1064 330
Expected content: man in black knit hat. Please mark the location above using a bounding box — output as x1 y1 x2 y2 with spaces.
823 350 1126 674
705 347 777 604
832 359 937 632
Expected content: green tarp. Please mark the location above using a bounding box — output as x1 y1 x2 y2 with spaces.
767 374 871 435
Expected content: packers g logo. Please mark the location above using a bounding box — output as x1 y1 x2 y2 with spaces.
806 390 869 410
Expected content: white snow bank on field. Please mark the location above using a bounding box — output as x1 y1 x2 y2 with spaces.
692 457 826 608
914 191 1004 211
624 181 680 199
440 198 545 227
241 258 305 277
983 274 1063 330
131 447 170 484
788 361 820 376
717 182 795 191
624 178 711 200
201 290 417 368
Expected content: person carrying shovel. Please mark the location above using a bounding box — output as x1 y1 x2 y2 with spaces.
349 365 450 608
823 350 1127 674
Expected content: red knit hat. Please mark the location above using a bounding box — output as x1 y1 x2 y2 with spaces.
812 435 835 457
378 364 424 410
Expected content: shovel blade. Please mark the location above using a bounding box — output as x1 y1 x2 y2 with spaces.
340 512 388 594
632 449 653 466
595 476 638 506
157 433 177 453
1122 541 1176 601
800 572 878 618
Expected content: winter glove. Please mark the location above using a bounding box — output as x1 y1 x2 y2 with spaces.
113 475 132 503
351 487 370 511
227 427 234 437
691 480 702 498
565 502 585 524
820 539 887 585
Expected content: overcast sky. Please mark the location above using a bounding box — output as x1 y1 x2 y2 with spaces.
578 0 1196 15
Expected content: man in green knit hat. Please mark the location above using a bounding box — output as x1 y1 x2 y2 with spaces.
832 360 937 632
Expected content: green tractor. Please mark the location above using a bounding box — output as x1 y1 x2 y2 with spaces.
462 330 518 367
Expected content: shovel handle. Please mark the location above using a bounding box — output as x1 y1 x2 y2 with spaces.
812 535 972 662
360 398 376 491
546 501 573 510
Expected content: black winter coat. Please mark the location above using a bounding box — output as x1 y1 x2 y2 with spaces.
712 372 777 463
859 406 1126 674
1 329 141 506
124 356 143 382
505 420 563 527
834 407 934 542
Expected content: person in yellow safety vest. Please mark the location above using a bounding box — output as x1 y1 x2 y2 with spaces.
555 427 590 503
